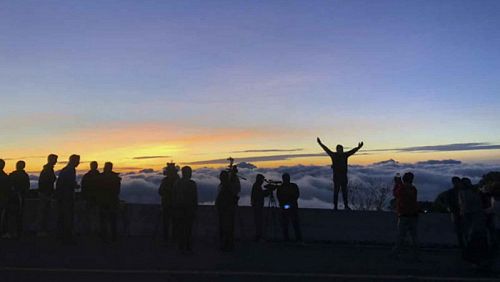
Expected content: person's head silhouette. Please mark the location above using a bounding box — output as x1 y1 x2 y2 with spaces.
219 170 229 183
255 174 265 185
181 166 192 179
0 159 5 170
90 161 98 171
68 155 80 168
16 160 26 171
402 172 414 184
336 145 344 153
104 162 113 173
47 154 58 166
452 176 461 188
282 173 290 184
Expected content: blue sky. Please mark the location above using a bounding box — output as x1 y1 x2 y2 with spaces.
1 0 500 171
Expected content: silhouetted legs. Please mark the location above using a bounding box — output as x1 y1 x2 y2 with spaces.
162 206 173 243
333 176 349 210
218 209 235 251
393 216 419 258
0 205 6 235
253 206 263 241
280 208 302 242
38 193 51 235
452 214 465 248
5 197 23 238
175 208 194 251
57 196 75 244
99 204 117 242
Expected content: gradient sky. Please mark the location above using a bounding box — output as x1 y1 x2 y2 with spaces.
1 0 500 172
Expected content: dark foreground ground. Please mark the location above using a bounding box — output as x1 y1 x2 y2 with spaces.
0 235 499 282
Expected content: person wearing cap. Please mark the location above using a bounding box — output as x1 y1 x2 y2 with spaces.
37 154 58 237
317 137 363 210
251 174 272 241
158 162 180 243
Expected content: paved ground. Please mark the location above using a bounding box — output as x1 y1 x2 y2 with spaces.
0 235 499 282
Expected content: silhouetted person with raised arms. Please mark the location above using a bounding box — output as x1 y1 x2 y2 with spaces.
6 160 30 239
216 170 236 251
275 173 302 242
81 161 100 234
251 174 271 241
37 154 58 237
158 162 179 244
56 154 80 244
0 159 10 237
96 162 121 243
317 137 364 210
172 166 197 253
392 172 419 261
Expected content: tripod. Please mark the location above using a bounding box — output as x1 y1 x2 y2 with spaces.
264 192 279 241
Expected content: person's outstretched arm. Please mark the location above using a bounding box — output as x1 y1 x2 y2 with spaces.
317 137 334 157
346 141 364 157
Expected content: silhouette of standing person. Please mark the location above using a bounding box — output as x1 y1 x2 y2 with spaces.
216 170 235 251
37 154 58 237
158 162 179 244
55 154 80 244
172 166 197 253
276 173 302 242
96 162 121 243
7 160 30 239
392 172 419 261
251 174 271 241
317 138 363 210
81 161 100 235
0 159 11 237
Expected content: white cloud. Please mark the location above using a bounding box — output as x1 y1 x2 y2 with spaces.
110 160 500 209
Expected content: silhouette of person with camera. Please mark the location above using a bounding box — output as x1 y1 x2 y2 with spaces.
317 137 363 210
251 174 272 241
216 170 236 251
158 162 180 244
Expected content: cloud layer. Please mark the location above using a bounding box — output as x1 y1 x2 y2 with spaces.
113 159 500 209
26 159 500 209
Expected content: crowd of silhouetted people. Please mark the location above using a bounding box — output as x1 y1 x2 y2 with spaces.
0 141 499 267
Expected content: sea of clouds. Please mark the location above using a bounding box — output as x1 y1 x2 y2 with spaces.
27 159 500 209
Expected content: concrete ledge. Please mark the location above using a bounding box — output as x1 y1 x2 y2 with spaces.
20 199 458 246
